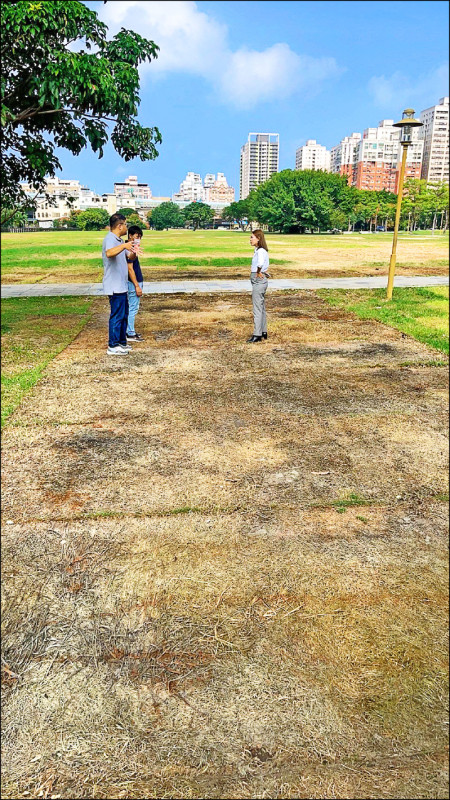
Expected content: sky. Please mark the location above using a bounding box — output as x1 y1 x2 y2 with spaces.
54 0 449 198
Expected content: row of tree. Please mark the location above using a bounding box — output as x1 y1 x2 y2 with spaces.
221 171 449 234
49 201 216 231
3 174 449 233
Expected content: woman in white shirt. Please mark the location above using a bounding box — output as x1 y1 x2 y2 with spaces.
247 229 270 343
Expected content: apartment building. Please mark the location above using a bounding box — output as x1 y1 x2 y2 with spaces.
20 178 118 226
419 96 449 184
113 175 152 202
295 139 331 172
203 173 235 204
353 119 423 193
240 133 279 199
330 133 361 184
172 172 204 203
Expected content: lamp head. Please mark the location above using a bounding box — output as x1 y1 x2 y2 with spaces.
393 108 423 144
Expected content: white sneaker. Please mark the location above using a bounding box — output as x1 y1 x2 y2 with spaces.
119 344 133 352
107 346 129 356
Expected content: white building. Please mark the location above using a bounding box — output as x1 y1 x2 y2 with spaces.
172 172 205 203
419 97 449 184
295 139 331 172
330 133 361 181
203 174 216 189
240 133 279 199
114 175 152 202
20 178 118 226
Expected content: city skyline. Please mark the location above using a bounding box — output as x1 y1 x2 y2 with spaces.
52 1 448 196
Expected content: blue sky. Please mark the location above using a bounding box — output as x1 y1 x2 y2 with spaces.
55 0 449 197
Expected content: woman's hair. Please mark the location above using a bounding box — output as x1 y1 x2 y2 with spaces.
252 229 268 252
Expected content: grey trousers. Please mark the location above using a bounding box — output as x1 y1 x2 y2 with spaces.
251 274 268 336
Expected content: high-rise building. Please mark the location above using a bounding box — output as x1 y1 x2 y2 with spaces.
419 97 449 184
352 119 423 193
113 175 152 202
330 133 361 184
295 139 330 172
240 133 279 199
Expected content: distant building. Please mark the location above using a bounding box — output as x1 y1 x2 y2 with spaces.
419 96 449 184
240 133 279 199
330 133 361 184
20 178 117 226
203 173 235 204
172 172 234 206
352 119 423 193
114 175 152 202
295 139 331 172
172 172 204 203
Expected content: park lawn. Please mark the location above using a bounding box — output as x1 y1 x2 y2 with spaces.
318 286 449 355
1 229 448 283
1 296 94 427
1 290 448 799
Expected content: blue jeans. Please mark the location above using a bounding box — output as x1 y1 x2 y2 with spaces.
127 280 143 335
108 292 129 348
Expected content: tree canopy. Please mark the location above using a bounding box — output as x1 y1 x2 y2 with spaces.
247 170 357 233
1 0 162 220
150 201 185 230
182 202 214 230
74 208 110 230
125 212 144 228
221 200 250 230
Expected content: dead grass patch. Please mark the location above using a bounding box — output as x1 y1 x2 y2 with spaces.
2 291 448 798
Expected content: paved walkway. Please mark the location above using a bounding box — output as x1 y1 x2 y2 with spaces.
1 274 449 298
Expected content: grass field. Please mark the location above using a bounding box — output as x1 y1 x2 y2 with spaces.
1 296 94 427
1 229 448 283
1 287 448 799
318 286 449 355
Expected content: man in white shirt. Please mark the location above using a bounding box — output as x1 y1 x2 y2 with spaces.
102 214 135 355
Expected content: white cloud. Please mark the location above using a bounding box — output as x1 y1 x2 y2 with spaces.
219 45 341 108
368 63 449 111
99 0 342 107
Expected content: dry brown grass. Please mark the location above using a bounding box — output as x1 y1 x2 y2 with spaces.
2 291 449 799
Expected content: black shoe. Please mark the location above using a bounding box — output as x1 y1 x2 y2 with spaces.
247 335 262 343
262 332 268 340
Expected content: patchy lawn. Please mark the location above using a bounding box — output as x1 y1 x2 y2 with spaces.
1 296 94 427
1 230 448 283
318 286 449 355
1 291 449 799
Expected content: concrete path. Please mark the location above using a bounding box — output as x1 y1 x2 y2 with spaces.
1 274 449 298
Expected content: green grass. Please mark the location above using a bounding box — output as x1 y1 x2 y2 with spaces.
1 296 94 427
1 229 448 283
318 286 449 354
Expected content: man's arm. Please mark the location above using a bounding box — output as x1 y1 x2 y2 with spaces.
105 241 134 258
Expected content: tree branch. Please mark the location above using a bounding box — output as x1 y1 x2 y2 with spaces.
11 107 118 124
